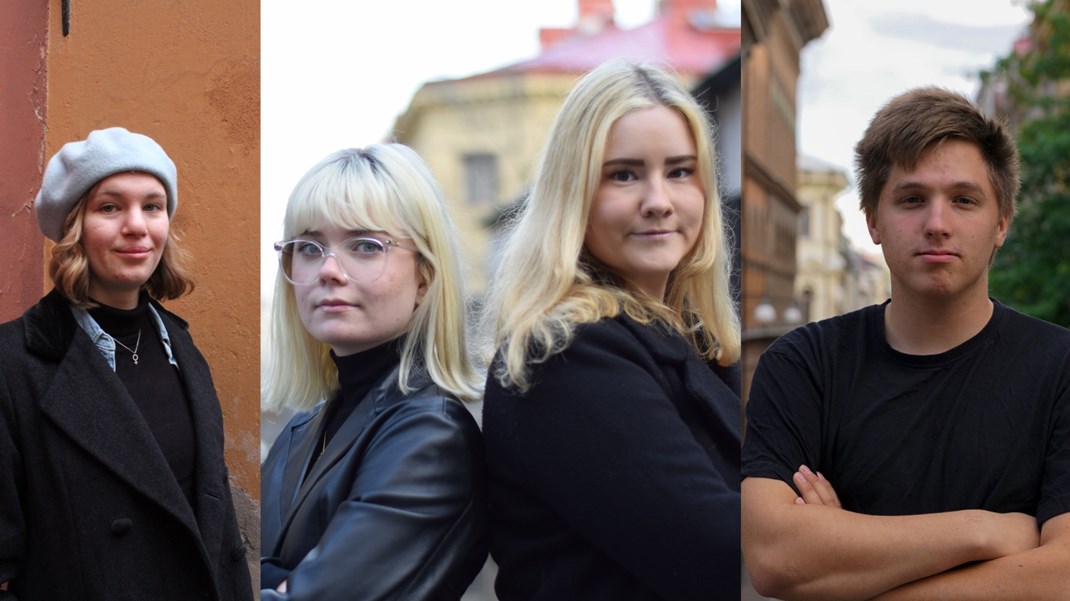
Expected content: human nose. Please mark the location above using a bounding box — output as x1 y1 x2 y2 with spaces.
317 251 348 284
121 207 147 236
641 178 673 217
923 198 951 237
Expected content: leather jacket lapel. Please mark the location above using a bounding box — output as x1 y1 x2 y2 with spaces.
278 410 318 520
273 367 398 550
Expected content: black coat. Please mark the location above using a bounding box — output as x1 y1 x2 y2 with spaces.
0 289 252 601
483 315 741 601
260 367 488 601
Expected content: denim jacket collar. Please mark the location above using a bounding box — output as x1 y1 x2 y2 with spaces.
70 303 178 371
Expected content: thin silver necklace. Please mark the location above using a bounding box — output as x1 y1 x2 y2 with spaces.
113 329 142 366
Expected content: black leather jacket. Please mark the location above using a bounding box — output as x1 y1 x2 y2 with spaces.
260 367 488 601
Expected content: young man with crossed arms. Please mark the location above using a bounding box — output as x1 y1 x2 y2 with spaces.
742 88 1070 600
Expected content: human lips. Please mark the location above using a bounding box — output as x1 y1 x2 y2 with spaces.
316 298 358 312
114 246 154 259
632 229 677 240
916 249 959 263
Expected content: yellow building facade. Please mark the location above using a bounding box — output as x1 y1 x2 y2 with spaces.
795 155 849 321
394 73 581 294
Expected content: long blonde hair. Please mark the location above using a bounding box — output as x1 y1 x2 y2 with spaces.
483 60 741 392
263 144 480 413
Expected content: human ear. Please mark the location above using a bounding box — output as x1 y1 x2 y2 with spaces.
993 212 1009 249
414 259 430 308
866 209 881 245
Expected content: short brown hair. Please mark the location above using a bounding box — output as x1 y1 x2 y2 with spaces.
49 187 194 308
854 86 1019 222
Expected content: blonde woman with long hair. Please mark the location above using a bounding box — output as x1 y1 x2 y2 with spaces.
481 60 742 600
260 145 487 600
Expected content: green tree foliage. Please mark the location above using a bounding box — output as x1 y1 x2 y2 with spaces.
988 0 1070 326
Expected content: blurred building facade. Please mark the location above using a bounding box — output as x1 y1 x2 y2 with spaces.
696 55 744 303
844 248 891 314
740 0 828 400
795 155 890 323
795 154 849 321
394 0 742 295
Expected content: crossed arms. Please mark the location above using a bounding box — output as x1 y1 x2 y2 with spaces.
741 469 1070 601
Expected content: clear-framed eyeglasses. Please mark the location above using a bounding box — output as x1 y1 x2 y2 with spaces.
274 237 417 286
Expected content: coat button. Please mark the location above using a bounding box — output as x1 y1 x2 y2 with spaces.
230 543 247 562
110 518 133 536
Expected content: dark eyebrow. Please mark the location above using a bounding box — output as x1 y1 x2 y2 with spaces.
891 180 987 195
602 155 697 169
666 155 698 165
603 158 644 169
297 228 378 238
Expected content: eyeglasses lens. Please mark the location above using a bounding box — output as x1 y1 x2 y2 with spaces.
277 238 389 285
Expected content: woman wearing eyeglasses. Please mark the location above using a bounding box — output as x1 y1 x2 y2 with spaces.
260 144 487 601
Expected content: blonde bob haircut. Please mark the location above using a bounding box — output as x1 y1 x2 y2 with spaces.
263 144 481 413
484 59 741 392
49 178 194 308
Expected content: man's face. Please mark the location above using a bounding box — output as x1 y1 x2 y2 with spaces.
867 139 1008 302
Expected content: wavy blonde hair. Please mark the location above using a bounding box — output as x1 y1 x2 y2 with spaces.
49 180 194 308
263 144 481 413
483 60 741 392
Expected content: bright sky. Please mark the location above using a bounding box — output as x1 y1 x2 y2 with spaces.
798 0 1031 254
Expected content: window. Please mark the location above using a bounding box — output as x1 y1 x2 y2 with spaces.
798 206 810 239
463 153 498 205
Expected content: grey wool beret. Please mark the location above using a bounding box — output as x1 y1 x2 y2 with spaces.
34 127 178 241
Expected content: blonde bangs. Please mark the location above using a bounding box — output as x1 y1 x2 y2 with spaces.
283 157 413 242
264 145 481 413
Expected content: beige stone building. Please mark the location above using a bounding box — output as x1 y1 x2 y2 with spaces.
847 250 891 312
795 154 849 321
393 74 579 292
795 154 889 323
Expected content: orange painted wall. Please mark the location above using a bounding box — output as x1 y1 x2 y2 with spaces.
0 2 48 321
41 0 261 560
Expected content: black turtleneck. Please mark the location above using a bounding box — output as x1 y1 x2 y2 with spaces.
88 292 197 510
311 338 402 469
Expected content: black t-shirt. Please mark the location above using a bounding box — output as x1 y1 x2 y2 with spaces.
742 300 1070 526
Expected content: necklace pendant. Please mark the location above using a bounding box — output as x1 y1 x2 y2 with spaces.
112 329 142 367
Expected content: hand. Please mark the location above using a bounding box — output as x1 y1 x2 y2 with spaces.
792 464 842 509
